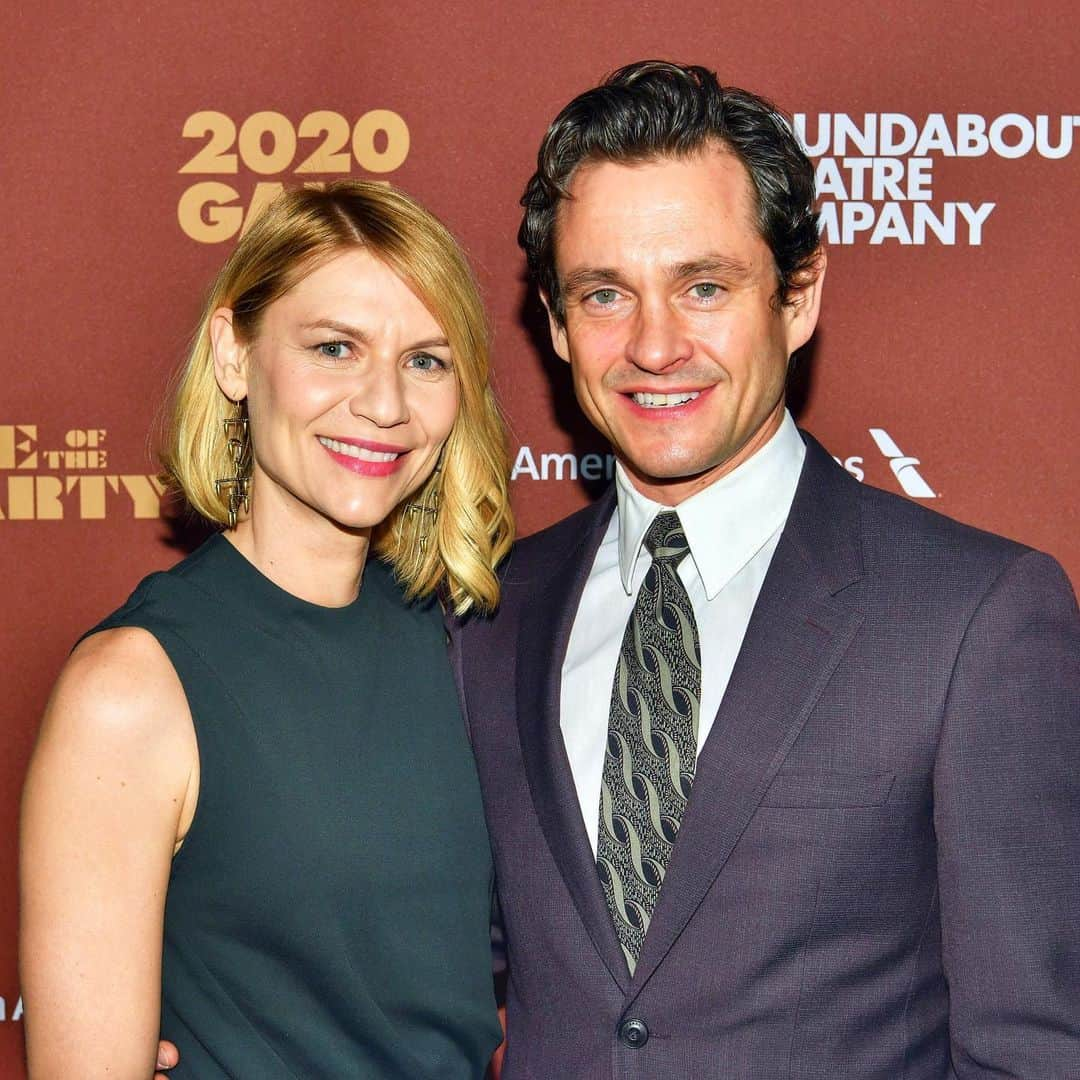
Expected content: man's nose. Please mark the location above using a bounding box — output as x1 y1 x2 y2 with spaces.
624 300 692 373
348 362 410 428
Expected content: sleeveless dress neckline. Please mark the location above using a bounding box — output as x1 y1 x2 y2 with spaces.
196 532 370 618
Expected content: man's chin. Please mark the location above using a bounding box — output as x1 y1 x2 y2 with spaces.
616 452 729 492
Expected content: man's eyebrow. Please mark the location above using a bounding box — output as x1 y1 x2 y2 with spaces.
668 255 753 281
560 256 754 298
560 267 630 296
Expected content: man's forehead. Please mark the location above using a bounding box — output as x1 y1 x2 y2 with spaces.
553 148 765 270
562 144 752 203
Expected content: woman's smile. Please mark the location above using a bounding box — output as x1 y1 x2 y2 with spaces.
316 434 410 476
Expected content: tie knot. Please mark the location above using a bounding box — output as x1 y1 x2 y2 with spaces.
644 511 690 566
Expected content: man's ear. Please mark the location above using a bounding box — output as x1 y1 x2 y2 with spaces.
781 247 827 356
539 291 570 363
210 308 250 402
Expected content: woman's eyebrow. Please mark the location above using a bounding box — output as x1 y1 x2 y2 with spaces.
300 320 449 352
299 319 371 341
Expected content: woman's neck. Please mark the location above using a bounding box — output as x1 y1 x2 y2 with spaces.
226 493 371 608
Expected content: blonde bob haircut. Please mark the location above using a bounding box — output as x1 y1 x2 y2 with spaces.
161 180 513 615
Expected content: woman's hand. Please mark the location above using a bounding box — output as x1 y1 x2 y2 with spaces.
20 627 198 1078
156 1039 179 1076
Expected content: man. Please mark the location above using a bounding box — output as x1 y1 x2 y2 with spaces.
157 62 1079 1078
457 62 1080 1078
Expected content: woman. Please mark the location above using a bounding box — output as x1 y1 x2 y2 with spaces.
20 181 513 1078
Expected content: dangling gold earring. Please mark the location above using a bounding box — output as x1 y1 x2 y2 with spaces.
214 407 251 528
406 462 442 555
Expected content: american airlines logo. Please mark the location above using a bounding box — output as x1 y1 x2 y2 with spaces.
511 428 936 500
866 428 936 498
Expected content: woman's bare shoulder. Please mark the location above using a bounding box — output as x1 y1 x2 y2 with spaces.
43 626 193 760
20 633 197 1077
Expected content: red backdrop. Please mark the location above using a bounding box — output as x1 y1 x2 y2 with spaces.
3 2 1078 1069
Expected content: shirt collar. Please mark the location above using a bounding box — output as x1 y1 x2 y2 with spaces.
614 410 806 599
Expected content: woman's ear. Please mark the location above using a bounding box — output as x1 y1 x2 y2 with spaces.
210 308 249 402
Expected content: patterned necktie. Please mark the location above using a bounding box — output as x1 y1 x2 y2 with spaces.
597 510 701 973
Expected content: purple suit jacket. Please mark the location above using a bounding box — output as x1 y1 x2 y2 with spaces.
453 434 1080 1079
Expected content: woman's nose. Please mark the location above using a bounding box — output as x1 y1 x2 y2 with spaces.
348 364 410 428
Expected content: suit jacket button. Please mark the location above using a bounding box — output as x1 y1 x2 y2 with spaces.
618 1018 649 1048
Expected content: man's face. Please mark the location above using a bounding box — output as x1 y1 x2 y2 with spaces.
547 147 823 505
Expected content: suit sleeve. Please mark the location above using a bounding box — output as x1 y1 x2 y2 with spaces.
934 549 1080 1075
447 614 509 990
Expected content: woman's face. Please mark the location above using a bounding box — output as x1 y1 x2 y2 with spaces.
214 248 459 533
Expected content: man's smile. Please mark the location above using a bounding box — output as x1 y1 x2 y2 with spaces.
618 385 715 419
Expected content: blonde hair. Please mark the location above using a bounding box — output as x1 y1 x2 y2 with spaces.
161 181 513 614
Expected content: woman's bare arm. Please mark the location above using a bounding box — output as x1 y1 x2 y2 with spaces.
20 627 198 1078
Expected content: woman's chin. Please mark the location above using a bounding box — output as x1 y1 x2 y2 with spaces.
324 510 385 535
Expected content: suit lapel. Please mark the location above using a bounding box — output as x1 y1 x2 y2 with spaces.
515 486 633 991
627 436 866 998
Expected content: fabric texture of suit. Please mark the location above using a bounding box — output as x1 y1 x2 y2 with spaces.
453 433 1080 1080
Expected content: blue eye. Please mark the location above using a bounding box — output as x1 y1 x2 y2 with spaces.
691 283 721 299
408 352 447 372
316 341 350 359
589 289 620 305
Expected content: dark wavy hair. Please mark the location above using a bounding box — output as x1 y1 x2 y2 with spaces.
519 61 821 321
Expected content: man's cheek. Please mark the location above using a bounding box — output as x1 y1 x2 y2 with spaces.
572 379 613 437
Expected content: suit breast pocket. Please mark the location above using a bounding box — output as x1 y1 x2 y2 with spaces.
759 768 895 808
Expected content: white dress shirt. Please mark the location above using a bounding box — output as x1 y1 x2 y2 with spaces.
560 410 806 854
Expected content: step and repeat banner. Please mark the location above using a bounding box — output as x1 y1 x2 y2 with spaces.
3 1 1078 1072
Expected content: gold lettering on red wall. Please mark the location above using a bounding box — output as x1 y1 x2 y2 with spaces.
177 110 410 243
0 425 166 521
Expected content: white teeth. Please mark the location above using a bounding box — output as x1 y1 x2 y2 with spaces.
318 436 401 462
632 391 700 408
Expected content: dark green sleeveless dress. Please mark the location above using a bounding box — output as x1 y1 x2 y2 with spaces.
89 534 501 1078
